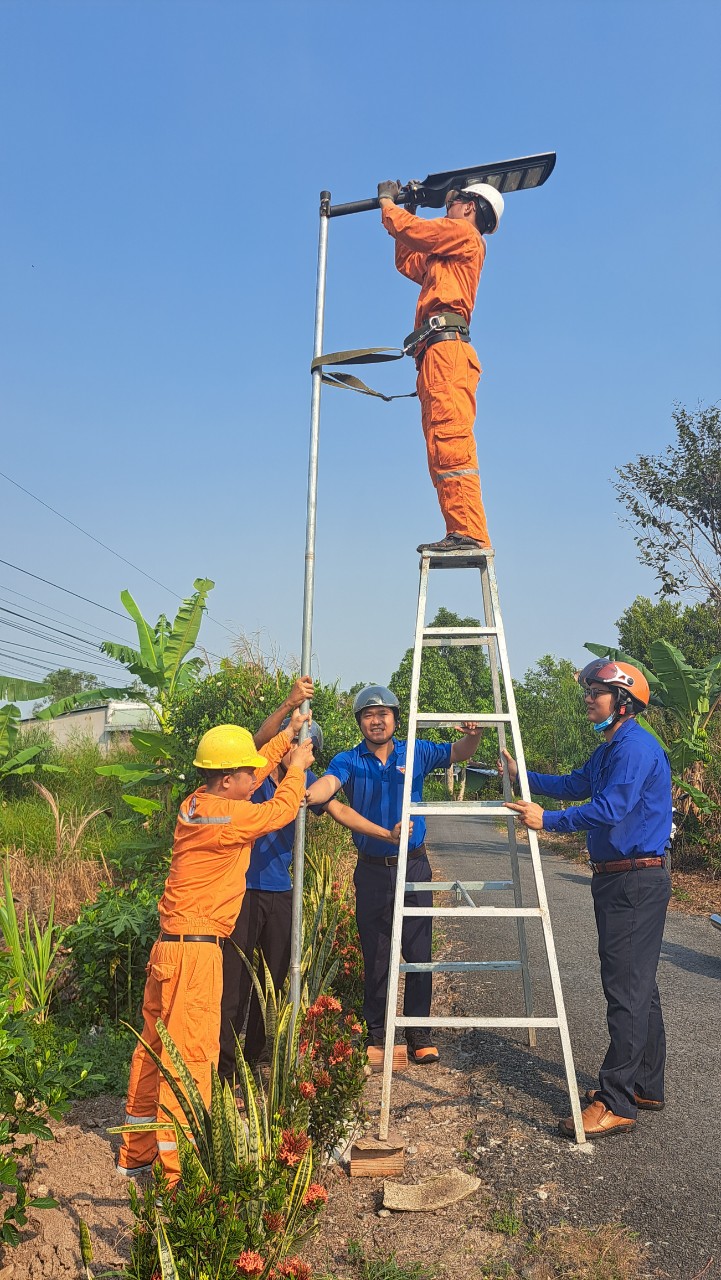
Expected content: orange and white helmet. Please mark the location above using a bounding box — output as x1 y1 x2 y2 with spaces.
578 659 650 710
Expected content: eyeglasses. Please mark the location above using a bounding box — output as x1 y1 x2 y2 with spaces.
584 686 610 700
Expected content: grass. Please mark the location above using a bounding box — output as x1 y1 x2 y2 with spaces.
488 1201 522 1238
522 1223 647 1280
2 846 107 925
346 1241 435 1280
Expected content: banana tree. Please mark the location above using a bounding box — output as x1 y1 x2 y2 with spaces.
35 578 215 814
0 676 63 783
585 639 721 811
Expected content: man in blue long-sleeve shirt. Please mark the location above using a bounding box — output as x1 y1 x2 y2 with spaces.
504 658 672 1140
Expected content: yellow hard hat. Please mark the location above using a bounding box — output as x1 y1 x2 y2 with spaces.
193 725 268 770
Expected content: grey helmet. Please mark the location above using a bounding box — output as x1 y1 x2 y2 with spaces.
352 685 400 725
280 716 324 753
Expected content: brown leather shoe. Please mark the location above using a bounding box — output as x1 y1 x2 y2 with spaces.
585 1088 665 1112
559 1099 636 1140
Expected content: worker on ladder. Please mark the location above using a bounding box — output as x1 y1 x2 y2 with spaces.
306 685 483 1068
504 660 673 1140
377 177 504 554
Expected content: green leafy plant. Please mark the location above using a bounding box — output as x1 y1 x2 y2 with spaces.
0 994 61 1246
488 1201 522 1237
0 863 66 1021
347 1240 436 1280
63 879 161 1022
0 704 54 786
110 1020 324 1280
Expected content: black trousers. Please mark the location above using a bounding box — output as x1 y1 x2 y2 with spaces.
353 849 433 1048
592 865 671 1118
218 888 292 1082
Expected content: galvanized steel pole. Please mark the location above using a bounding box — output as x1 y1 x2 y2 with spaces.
289 191 331 1012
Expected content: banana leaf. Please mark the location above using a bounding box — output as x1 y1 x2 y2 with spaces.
649 639 709 717
0 675 51 700
162 579 214 696
121 589 162 674
672 774 718 813
35 686 134 720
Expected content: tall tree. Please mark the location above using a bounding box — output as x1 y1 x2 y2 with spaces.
615 403 721 604
515 655 596 775
32 667 101 715
616 597 721 670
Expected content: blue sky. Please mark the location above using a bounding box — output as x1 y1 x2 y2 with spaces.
1 0 719 700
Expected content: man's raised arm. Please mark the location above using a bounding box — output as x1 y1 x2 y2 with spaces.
253 676 314 749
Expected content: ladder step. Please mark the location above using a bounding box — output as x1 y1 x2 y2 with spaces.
405 880 513 893
410 802 511 817
415 713 512 727
423 626 497 635
401 906 543 918
422 626 498 649
422 549 495 569
400 960 521 974
396 1016 560 1029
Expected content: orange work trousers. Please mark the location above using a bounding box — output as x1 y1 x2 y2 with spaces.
417 338 491 545
118 934 223 1184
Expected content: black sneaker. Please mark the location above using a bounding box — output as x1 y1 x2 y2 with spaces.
417 534 491 553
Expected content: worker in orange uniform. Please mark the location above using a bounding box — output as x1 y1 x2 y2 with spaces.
378 178 504 553
117 681 314 1185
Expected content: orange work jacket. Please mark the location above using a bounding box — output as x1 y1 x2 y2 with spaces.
158 730 304 936
381 204 485 328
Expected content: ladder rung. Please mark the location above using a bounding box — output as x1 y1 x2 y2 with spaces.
423 626 497 635
396 1016 560 1029
422 549 495 568
415 713 512 726
405 880 513 892
423 637 494 648
401 906 543 918
410 802 511 816
400 960 521 974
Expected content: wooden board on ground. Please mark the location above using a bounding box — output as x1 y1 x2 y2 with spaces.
367 1044 408 1074
350 1136 405 1179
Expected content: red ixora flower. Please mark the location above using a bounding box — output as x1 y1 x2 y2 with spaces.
299 1080 317 1100
313 1069 332 1088
277 1259 312 1280
263 1209 285 1233
303 1182 329 1207
329 1038 352 1065
344 1015 362 1033
277 1128 311 1166
305 994 342 1020
235 1250 265 1276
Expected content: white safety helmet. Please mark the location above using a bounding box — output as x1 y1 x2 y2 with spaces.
459 182 504 234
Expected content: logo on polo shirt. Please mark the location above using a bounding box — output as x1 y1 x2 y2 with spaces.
396 766 406 774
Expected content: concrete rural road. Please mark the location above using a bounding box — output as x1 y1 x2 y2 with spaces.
424 814 721 1280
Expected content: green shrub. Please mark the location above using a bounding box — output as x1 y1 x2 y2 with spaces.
64 880 161 1023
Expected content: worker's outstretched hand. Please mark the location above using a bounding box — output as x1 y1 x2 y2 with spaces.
378 179 401 203
498 747 518 785
506 801 544 831
287 676 314 708
289 737 314 772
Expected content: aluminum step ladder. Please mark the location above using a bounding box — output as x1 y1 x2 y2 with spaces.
379 545 586 1145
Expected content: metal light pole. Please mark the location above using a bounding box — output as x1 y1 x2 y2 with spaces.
289 191 331 1012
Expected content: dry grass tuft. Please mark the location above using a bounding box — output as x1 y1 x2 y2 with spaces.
523 1222 648 1280
3 847 108 926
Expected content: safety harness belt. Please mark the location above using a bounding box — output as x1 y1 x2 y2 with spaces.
310 312 470 401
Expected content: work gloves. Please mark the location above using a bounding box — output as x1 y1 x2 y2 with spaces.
377 179 401 203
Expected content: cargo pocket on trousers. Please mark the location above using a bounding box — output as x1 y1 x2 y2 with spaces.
183 950 222 1064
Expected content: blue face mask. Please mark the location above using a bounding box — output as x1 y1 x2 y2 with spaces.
592 711 616 733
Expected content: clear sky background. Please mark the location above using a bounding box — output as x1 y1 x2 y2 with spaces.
1 0 719 700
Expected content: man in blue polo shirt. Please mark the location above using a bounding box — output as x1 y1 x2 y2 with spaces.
306 684 483 1067
504 658 672 1140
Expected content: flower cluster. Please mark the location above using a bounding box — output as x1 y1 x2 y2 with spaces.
235 1251 265 1276
277 1129 311 1167
302 1183 329 1208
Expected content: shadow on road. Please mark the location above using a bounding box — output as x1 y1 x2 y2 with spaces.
661 938 721 980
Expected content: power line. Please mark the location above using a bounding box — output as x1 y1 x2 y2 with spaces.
0 558 131 620
0 472 237 641
0 469 182 598
0 581 133 646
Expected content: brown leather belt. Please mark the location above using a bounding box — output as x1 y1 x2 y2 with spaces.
590 857 665 875
357 844 427 869
160 932 224 946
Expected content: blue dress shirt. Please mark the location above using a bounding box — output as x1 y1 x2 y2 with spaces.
526 719 672 862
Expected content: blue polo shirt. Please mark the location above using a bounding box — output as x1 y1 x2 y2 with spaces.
323 737 452 859
247 769 324 892
527 719 672 862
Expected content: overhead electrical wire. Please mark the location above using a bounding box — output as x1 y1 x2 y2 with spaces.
0 471 237 640
0 581 134 646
